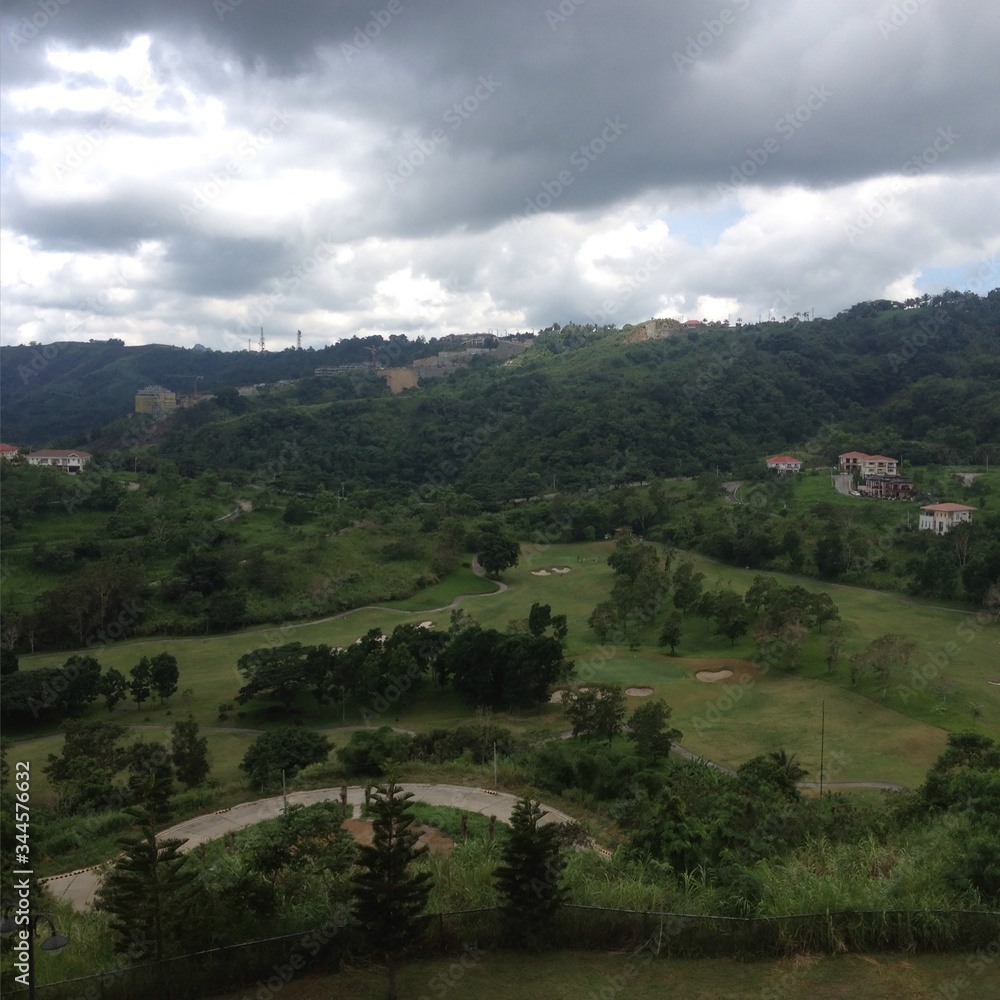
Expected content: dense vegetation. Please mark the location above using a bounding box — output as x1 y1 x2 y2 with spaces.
2 290 999 997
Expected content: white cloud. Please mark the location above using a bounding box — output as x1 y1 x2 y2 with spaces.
0 1 997 349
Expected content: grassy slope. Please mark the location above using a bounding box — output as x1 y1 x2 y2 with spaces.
13 542 998 791
215 951 1000 1000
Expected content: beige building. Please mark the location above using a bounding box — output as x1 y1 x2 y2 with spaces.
839 451 899 477
918 503 975 534
135 385 177 414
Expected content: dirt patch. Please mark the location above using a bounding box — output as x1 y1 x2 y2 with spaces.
343 818 453 854
696 669 734 683
626 686 654 697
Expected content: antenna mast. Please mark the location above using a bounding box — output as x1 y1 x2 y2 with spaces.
259 327 265 353
297 329 302 350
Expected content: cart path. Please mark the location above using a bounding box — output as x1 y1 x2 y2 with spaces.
40 782 573 912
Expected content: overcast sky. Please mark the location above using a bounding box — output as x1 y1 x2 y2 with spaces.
1 0 998 351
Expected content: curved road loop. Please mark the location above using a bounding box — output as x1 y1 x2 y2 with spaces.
42 783 573 912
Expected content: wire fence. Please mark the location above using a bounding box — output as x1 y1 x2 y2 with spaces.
9 906 1000 1000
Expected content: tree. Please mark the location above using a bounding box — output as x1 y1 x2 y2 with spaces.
563 684 626 741
861 633 919 699
528 602 568 641
235 643 314 710
493 797 565 948
45 720 128 812
0 648 18 675
672 563 705 610
171 716 210 788
149 652 179 703
352 781 433 999
124 742 175 821
101 667 128 712
824 625 845 675
658 611 683 654
626 699 682 763
587 601 619 642
478 526 520 578
810 593 841 633
737 749 807 803
95 809 203 963
240 727 331 790
129 657 153 709
337 727 413 778
712 589 750 645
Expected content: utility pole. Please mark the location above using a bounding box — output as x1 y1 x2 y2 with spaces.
819 700 825 799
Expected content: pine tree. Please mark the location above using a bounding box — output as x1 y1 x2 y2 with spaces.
95 808 202 964
352 780 433 1000
171 715 210 788
493 796 565 948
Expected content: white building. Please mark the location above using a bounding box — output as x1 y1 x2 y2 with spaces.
766 455 802 474
26 449 92 474
918 503 975 534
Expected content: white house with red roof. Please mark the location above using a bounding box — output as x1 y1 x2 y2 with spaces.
0 443 18 461
25 449 91 473
918 503 975 534
839 452 899 477
766 454 802 474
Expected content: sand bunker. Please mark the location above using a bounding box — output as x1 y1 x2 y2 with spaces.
552 566 572 574
344 819 452 854
418 620 435 629
531 570 551 576
626 686 654 697
696 669 734 683
549 689 567 703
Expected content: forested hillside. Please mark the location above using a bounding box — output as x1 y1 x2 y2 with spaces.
143 290 1000 497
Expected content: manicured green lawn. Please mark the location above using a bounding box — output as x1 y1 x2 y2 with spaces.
213 950 1000 1000
14 540 998 789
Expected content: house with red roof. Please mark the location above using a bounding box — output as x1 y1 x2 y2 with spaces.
25 449 91 474
918 503 975 534
0 443 18 461
839 452 899 477
766 455 802 474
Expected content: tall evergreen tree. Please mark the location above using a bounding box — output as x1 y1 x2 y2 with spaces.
95 808 202 964
171 715 210 788
493 796 565 948
352 780 433 1000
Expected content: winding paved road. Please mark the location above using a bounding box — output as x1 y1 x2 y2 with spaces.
41 783 573 912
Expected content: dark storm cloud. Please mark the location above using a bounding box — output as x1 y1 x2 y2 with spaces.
1 1 997 346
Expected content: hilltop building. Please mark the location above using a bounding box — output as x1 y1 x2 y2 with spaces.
26 449 91 473
918 503 975 534
839 452 899 477
766 455 802 474
135 385 177 414
0 443 19 461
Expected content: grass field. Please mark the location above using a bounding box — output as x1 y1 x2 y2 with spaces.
13 541 998 791
214 950 1000 1000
